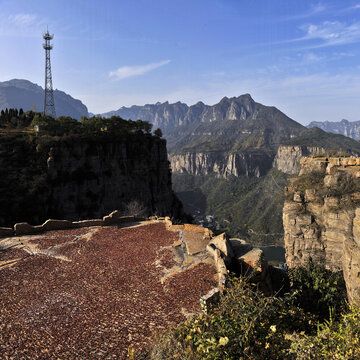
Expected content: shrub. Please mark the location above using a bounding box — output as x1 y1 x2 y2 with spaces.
291 172 325 193
144 277 314 360
125 200 147 217
290 304 360 359
288 261 347 321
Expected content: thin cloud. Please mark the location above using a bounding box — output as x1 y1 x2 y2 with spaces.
301 21 360 46
277 2 326 21
302 52 323 63
0 13 47 38
8 13 37 27
267 20 360 50
332 51 355 58
109 60 171 80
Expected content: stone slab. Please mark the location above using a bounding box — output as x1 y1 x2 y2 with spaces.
183 230 209 255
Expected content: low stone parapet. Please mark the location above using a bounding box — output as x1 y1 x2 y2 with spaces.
73 219 104 227
0 227 13 237
42 219 73 231
14 222 40 236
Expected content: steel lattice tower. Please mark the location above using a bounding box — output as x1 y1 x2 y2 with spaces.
43 29 56 118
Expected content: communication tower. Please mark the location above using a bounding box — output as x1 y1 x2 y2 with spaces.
43 29 56 118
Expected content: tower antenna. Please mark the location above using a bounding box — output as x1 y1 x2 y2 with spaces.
43 29 56 118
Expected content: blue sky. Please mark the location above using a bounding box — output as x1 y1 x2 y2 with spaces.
0 0 359 124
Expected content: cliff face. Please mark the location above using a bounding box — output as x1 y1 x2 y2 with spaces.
283 156 360 303
273 145 327 174
0 133 181 227
170 151 272 178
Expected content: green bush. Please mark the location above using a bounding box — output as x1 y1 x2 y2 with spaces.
288 261 347 321
144 277 314 360
290 304 360 359
143 262 350 359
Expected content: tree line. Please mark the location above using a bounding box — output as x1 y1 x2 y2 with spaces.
0 108 163 138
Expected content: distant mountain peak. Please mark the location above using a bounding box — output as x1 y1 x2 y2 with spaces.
101 93 304 147
0 79 43 92
307 118 360 141
0 79 88 120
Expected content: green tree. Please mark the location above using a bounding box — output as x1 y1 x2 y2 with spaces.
57 116 80 134
288 261 347 321
154 128 163 137
31 114 60 135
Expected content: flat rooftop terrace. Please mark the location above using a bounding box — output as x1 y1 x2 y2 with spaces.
0 222 217 358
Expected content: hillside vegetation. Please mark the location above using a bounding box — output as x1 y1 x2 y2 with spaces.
173 169 289 246
143 262 358 360
284 127 360 154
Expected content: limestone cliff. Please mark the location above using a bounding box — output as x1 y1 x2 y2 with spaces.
273 145 326 174
0 133 181 227
274 127 360 175
170 151 272 178
283 156 360 303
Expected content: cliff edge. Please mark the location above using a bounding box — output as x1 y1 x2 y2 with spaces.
0 127 182 227
283 156 360 304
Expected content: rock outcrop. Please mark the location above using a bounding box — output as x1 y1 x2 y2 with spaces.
274 128 360 175
283 156 360 304
273 145 327 174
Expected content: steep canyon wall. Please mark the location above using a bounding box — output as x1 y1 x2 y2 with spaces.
283 156 360 303
170 151 272 178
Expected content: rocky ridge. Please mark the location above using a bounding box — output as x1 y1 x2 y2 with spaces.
274 127 360 175
283 156 360 304
308 119 360 140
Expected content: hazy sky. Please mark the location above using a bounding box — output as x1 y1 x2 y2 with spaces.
0 0 359 124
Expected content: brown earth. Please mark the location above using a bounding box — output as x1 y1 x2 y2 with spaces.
0 222 217 359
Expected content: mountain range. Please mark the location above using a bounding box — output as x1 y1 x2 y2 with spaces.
0 79 88 120
102 94 304 146
5 79 360 245
307 119 360 141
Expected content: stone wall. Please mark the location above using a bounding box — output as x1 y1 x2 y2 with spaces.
283 156 360 304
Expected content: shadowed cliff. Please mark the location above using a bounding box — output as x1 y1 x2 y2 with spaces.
0 113 182 226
